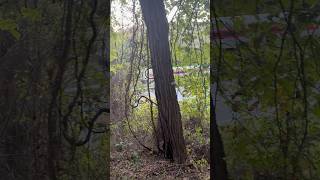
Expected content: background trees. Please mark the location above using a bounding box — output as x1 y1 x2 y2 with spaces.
212 0 320 179
0 0 110 179
110 0 210 178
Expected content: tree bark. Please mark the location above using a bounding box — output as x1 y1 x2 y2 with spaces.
139 0 187 163
211 1 229 178
210 92 229 179
47 0 73 179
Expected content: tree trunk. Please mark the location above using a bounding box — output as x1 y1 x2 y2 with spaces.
47 0 73 179
139 0 187 163
211 1 229 178
210 90 229 179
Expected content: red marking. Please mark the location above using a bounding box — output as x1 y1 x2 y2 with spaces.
307 24 318 32
213 29 239 39
271 25 283 34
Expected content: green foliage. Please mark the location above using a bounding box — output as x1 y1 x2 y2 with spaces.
213 0 320 178
125 102 157 134
111 0 210 177
0 0 110 179
0 19 20 39
21 8 41 22
130 151 140 164
191 158 208 171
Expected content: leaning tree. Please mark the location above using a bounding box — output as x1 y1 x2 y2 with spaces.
139 0 187 163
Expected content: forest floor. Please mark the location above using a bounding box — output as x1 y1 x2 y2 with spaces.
110 147 209 179
110 135 210 179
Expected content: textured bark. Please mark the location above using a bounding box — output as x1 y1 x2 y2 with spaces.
30 55 48 180
47 1 73 179
31 118 48 180
139 0 187 163
0 31 15 58
211 1 229 178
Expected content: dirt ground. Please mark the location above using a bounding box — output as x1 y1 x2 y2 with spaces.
110 146 209 180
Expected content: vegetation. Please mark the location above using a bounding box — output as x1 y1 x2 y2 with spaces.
212 0 320 179
110 0 210 178
3 0 319 179
0 1 109 179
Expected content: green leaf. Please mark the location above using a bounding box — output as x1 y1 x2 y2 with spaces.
0 19 20 39
313 106 320 118
21 8 41 22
